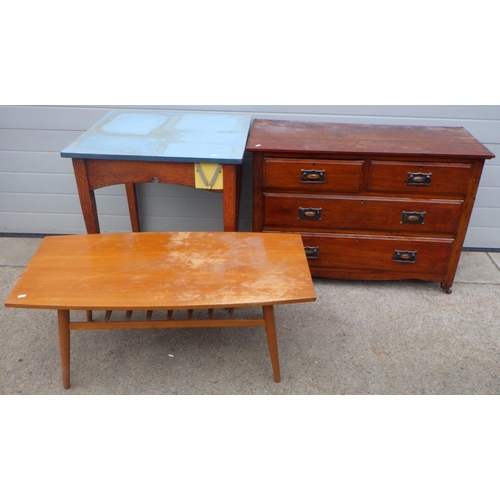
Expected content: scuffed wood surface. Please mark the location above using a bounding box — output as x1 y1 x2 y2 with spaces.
5 232 316 310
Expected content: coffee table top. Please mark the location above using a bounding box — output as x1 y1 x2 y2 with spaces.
5 232 316 311
60 110 252 164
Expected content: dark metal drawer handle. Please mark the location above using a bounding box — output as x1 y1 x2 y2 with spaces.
299 207 322 220
401 211 426 224
304 246 319 259
406 172 432 186
393 250 417 263
300 169 326 184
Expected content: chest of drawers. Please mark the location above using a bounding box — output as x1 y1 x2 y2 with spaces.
246 120 495 293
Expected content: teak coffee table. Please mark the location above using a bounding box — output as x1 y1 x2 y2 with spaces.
4 232 316 389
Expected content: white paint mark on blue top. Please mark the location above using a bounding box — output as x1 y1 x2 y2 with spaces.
61 110 252 164
174 113 240 132
101 113 170 135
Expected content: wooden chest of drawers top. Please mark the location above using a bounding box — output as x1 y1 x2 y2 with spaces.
246 119 495 160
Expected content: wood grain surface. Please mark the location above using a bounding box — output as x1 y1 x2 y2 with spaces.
5 232 316 311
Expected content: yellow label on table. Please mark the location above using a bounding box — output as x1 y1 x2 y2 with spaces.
194 163 223 189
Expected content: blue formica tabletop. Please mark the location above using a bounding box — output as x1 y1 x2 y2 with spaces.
61 110 252 164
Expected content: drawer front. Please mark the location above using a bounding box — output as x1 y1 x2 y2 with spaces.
263 158 364 192
263 194 463 234
368 161 473 196
300 233 453 276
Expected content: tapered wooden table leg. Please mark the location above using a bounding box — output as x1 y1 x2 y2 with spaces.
125 183 141 232
263 305 280 382
72 159 101 234
222 164 241 232
57 310 71 389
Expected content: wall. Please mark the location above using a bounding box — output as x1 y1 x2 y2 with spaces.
0 105 499 248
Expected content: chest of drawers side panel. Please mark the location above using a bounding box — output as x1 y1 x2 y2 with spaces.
252 152 265 232
441 159 487 290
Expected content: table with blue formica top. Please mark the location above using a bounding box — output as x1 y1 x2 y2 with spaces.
61 110 252 233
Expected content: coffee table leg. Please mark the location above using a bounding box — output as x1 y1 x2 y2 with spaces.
263 305 281 382
57 310 71 389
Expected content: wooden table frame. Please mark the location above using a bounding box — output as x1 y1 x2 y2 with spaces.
58 306 279 390
72 158 242 233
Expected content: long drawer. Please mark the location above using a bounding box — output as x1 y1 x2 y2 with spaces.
368 160 473 196
299 233 454 278
263 194 463 234
263 158 364 192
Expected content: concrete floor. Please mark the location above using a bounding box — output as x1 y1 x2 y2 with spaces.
1 236 499 395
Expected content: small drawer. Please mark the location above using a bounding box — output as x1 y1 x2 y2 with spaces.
299 233 453 277
368 161 473 196
263 194 463 235
263 158 363 192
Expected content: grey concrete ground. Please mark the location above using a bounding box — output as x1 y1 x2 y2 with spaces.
1 236 499 395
